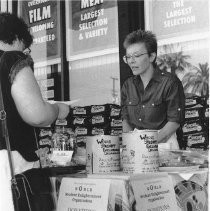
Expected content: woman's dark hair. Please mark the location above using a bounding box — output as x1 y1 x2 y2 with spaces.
0 12 33 48
123 29 157 66
123 29 157 55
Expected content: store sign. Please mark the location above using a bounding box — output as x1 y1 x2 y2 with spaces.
57 178 110 211
19 0 61 64
66 0 118 58
130 173 178 211
147 0 209 40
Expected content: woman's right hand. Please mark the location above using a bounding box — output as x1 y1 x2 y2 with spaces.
56 103 70 120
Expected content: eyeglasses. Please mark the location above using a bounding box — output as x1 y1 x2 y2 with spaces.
123 52 148 63
23 48 31 55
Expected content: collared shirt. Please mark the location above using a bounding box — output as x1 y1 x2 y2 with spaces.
121 68 185 130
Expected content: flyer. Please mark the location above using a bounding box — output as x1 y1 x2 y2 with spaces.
57 178 110 211
130 173 178 211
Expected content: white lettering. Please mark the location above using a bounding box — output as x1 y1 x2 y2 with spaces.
28 0 50 7
81 0 103 9
28 5 51 24
81 9 104 21
79 18 108 30
31 21 54 33
164 16 195 28
84 27 107 39
173 0 184 8
166 7 192 19
33 34 55 44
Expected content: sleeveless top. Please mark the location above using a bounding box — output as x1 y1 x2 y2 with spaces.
0 50 38 161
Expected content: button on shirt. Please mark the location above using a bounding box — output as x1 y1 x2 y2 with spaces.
121 68 185 130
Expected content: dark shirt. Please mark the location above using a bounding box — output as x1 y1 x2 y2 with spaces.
0 50 38 161
121 68 185 130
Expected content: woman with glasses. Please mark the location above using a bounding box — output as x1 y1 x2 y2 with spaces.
121 29 185 149
0 12 69 210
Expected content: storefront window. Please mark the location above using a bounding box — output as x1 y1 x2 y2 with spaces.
145 0 210 97
66 0 120 106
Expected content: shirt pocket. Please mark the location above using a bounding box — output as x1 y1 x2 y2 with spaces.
125 98 139 106
124 98 140 119
145 99 166 122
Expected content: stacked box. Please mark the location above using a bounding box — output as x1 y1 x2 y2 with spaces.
69 106 91 136
68 104 122 137
67 104 122 159
67 106 91 147
37 126 53 150
89 104 122 136
182 95 209 151
109 104 122 137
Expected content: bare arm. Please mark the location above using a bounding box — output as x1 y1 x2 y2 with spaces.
122 119 134 133
157 121 180 143
11 66 69 127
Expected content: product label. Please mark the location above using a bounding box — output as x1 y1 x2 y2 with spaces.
182 122 202 133
86 136 120 174
185 99 196 106
139 134 158 152
185 110 199 118
91 128 105 135
110 107 121 116
39 129 52 137
186 133 206 146
121 131 159 174
73 107 87 115
92 115 104 124
75 127 88 135
91 105 105 113
110 128 122 136
73 117 85 125
110 119 122 127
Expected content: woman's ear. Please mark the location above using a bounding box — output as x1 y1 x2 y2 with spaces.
149 52 156 63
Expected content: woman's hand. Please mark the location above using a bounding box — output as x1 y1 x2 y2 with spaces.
56 103 70 120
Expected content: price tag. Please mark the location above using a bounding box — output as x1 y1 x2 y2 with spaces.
57 178 110 211
130 173 178 211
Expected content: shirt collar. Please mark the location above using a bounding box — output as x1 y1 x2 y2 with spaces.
152 68 162 83
133 67 162 83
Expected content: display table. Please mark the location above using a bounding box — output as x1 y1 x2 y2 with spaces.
42 165 86 177
52 169 208 211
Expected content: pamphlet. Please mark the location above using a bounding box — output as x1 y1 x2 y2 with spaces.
57 178 110 211
130 173 178 211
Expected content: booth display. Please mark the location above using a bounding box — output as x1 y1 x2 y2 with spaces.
1 0 208 211
34 103 208 211
52 169 208 211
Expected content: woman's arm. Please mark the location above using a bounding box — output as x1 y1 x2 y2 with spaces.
157 121 180 143
11 66 69 127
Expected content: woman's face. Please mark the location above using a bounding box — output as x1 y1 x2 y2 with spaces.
125 42 154 76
